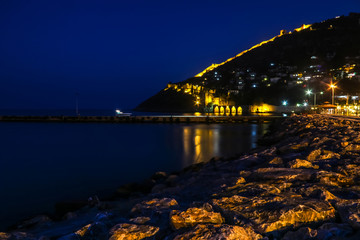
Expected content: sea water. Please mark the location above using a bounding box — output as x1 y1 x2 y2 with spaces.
0 121 269 229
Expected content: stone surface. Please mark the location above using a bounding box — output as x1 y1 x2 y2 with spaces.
288 159 318 169
212 194 335 233
131 198 178 213
73 222 108 240
170 207 224 230
173 224 262 240
109 223 159 240
337 202 360 229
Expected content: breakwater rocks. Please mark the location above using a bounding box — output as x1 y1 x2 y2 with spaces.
3 114 360 239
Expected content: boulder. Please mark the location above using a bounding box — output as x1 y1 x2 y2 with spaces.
282 223 353 240
0 232 36 240
345 144 360 152
170 207 224 230
317 171 354 187
249 168 315 182
212 195 335 234
306 149 322 161
109 223 159 240
337 201 360 229
269 157 283 165
281 227 316 240
72 222 108 240
131 198 178 213
288 159 318 169
129 217 151 224
173 224 262 240
319 150 340 160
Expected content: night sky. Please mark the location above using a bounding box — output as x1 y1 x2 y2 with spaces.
1 0 359 110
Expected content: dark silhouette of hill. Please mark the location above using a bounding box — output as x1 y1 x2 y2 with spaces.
136 13 360 112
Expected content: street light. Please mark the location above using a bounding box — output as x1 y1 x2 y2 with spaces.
305 89 323 106
306 89 313 106
329 83 337 105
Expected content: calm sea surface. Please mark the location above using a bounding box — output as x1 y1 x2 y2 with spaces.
0 121 269 230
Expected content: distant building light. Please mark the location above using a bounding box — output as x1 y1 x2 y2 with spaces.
270 63 275 66
303 102 308 106
252 84 257 88
282 100 288 106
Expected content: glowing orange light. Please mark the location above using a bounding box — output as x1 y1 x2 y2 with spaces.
195 23 312 77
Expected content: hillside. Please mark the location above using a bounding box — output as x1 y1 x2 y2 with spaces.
136 13 360 113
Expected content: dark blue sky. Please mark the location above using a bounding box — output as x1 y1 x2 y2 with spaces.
1 0 359 110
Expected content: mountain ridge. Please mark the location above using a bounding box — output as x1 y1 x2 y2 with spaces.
136 13 360 113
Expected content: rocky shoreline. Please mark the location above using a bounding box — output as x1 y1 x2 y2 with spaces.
3 114 360 239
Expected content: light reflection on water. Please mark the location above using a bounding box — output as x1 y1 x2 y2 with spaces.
180 123 268 167
0 122 269 230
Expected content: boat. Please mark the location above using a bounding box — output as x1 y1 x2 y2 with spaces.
115 109 132 116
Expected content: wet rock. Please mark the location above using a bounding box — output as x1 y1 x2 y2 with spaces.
317 171 354 187
337 201 360 229
269 157 283 165
129 217 151 224
173 224 262 240
249 168 315 182
281 227 316 240
131 198 178 213
212 194 335 234
306 149 322 161
319 150 340 160
170 207 224 230
109 223 159 240
66 222 108 240
299 186 337 201
317 223 353 239
345 144 360 152
282 223 353 240
0 233 11 239
0 232 36 240
288 159 318 169
236 177 246 184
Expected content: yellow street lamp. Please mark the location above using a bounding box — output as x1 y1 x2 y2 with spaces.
330 83 337 105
